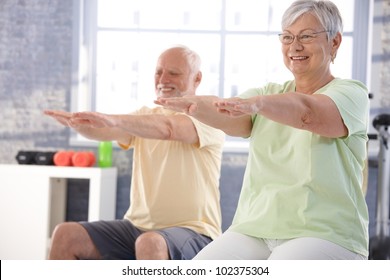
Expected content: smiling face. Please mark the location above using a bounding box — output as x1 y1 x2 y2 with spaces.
154 48 202 98
281 13 341 81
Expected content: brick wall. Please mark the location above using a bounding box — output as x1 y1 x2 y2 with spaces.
381 0 390 107
0 0 71 158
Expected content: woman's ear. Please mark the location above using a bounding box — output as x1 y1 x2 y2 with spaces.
331 32 342 62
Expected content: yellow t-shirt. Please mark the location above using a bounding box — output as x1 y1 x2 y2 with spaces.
230 79 370 256
119 106 225 240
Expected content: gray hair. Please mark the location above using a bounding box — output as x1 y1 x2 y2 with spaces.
281 0 343 39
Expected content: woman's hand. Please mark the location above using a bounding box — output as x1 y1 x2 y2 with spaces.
215 96 262 117
155 96 201 115
155 95 259 118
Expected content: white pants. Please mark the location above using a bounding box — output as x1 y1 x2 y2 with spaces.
193 231 367 260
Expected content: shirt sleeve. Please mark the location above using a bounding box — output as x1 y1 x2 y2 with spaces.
187 116 225 149
320 79 369 137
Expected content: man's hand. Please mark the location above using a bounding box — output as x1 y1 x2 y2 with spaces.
44 110 124 142
44 110 73 127
44 110 117 129
155 96 199 115
70 112 117 128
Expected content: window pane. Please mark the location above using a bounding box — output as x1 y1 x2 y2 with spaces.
268 0 299 31
333 0 354 32
230 0 352 32
224 34 293 98
98 0 222 30
96 32 157 113
98 0 138 28
95 31 220 114
225 0 271 31
331 36 353 78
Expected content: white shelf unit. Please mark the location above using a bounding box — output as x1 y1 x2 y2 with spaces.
0 164 117 260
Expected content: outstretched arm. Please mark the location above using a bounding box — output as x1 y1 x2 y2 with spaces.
156 90 348 138
213 92 348 138
44 110 199 145
155 95 253 137
44 110 121 141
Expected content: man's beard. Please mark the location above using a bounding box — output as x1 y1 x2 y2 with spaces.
157 89 182 98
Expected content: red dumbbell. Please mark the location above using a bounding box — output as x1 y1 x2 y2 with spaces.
72 151 96 167
53 151 75 166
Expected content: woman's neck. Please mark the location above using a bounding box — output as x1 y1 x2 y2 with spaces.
294 72 335 94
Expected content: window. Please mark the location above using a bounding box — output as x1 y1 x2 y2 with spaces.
71 0 371 150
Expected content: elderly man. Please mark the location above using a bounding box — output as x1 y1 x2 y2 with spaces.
45 45 225 260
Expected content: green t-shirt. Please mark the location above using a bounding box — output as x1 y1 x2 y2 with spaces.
229 78 369 256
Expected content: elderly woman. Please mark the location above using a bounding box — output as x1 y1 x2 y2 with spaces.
156 0 369 260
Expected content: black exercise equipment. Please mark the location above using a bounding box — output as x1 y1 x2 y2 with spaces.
15 151 38 164
369 113 390 259
15 150 56 165
34 151 56 165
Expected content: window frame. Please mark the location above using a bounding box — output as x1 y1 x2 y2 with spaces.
70 0 372 151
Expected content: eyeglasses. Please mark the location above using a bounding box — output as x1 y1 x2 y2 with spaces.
278 31 329 45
